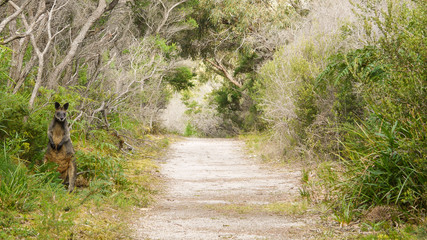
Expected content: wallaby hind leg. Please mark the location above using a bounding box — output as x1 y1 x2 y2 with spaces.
67 159 77 192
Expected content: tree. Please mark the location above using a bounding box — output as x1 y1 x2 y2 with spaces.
171 0 297 131
0 0 120 108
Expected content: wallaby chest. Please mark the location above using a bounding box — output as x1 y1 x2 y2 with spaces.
45 102 76 192
52 123 64 145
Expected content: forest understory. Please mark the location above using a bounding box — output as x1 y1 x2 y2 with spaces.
0 0 426 239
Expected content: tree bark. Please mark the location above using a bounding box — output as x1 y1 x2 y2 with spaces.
8 29 30 88
29 54 45 107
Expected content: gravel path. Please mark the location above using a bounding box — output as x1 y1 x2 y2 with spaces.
133 138 318 239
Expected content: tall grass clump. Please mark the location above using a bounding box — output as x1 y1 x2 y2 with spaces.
340 120 426 210
256 0 425 225
0 146 34 211
0 139 78 238
317 0 426 213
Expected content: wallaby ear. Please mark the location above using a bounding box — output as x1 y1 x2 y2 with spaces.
55 102 60 110
63 103 69 110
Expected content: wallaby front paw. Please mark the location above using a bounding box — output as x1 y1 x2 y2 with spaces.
50 143 57 150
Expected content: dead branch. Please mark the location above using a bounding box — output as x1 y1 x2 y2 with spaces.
0 0 32 34
47 0 113 89
205 58 243 88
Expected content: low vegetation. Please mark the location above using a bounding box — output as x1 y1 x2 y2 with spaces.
0 89 168 239
244 0 426 238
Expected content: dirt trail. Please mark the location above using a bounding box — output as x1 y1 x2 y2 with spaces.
133 138 318 239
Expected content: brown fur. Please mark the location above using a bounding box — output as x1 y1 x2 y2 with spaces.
44 102 76 192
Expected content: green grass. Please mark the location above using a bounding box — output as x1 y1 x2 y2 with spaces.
354 221 427 239
0 132 168 239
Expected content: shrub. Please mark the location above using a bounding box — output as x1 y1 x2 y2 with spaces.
165 67 195 91
75 150 128 192
340 119 426 209
0 157 34 211
317 0 426 212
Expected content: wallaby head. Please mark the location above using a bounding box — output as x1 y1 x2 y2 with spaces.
54 102 69 122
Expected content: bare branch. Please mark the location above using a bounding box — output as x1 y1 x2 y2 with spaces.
155 0 188 34
0 0 32 34
47 0 109 89
206 58 243 88
1 2 46 45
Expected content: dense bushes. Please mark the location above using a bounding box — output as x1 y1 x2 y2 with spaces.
324 0 426 212
257 0 426 218
0 90 50 163
0 84 164 238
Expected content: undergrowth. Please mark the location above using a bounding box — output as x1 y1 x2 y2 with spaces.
254 1 425 238
0 89 168 239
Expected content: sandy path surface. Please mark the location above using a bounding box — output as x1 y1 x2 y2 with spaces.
133 138 318 239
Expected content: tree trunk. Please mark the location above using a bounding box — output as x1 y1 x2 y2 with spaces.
28 55 44 107
9 36 30 88
13 54 37 93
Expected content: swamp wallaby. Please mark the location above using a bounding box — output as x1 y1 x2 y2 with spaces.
44 102 76 192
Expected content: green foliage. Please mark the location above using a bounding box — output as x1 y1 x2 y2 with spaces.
185 17 199 29
234 47 259 76
155 37 177 59
0 155 34 211
255 0 425 224
78 63 89 86
184 123 198 137
211 85 243 131
316 46 383 122
0 79 164 236
0 90 29 139
0 86 85 163
0 90 49 163
293 82 318 139
181 0 294 53
299 168 311 200
340 119 426 209
0 45 11 84
0 140 66 210
129 0 198 38
165 67 195 91
213 85 241 115
257 35 335 159
0 138 77 238
170 0 293 134
75 150 128 191
358 222 427 239
333 197 357 226
315 0 426 213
